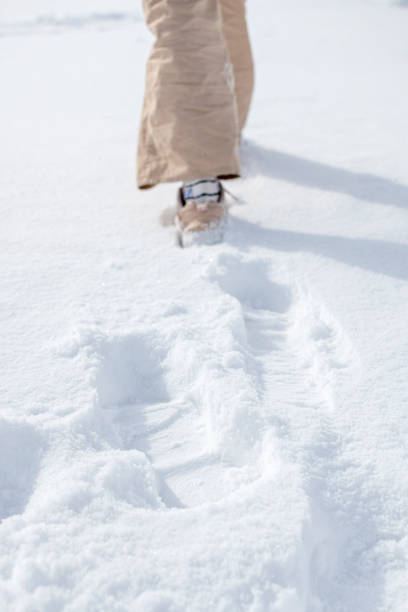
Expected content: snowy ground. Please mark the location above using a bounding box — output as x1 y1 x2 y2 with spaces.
1 0 408 610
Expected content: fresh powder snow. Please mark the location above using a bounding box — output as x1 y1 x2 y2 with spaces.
1 0 408 610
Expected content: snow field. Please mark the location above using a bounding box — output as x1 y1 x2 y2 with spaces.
1 0 408 609
1 242 363 610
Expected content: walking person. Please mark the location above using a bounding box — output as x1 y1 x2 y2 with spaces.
137 0 254 244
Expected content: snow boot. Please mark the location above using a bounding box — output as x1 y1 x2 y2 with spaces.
176 178 228 247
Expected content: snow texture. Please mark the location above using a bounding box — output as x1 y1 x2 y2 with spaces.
1 0 408 610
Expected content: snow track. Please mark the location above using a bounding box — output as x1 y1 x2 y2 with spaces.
32 245 362 609
1 237 403 610
70 249 355 515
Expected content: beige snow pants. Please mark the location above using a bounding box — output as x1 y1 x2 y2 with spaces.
137 0 254 189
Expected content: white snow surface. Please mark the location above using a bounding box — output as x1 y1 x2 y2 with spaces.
1 0 408 610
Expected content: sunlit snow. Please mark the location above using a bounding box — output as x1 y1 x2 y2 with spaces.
1 0 408 610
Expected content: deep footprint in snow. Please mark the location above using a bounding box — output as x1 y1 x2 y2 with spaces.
212 253 292 313
92 332 181 505
208 252 295 387
0 419 43 521
287 292 356 411
93 331 212 507
210 252 354 408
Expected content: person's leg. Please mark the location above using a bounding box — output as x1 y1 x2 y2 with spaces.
219 0 254 132
138 0 240 189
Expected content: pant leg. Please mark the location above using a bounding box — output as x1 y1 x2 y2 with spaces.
219 0 254 131
137 0 240 189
